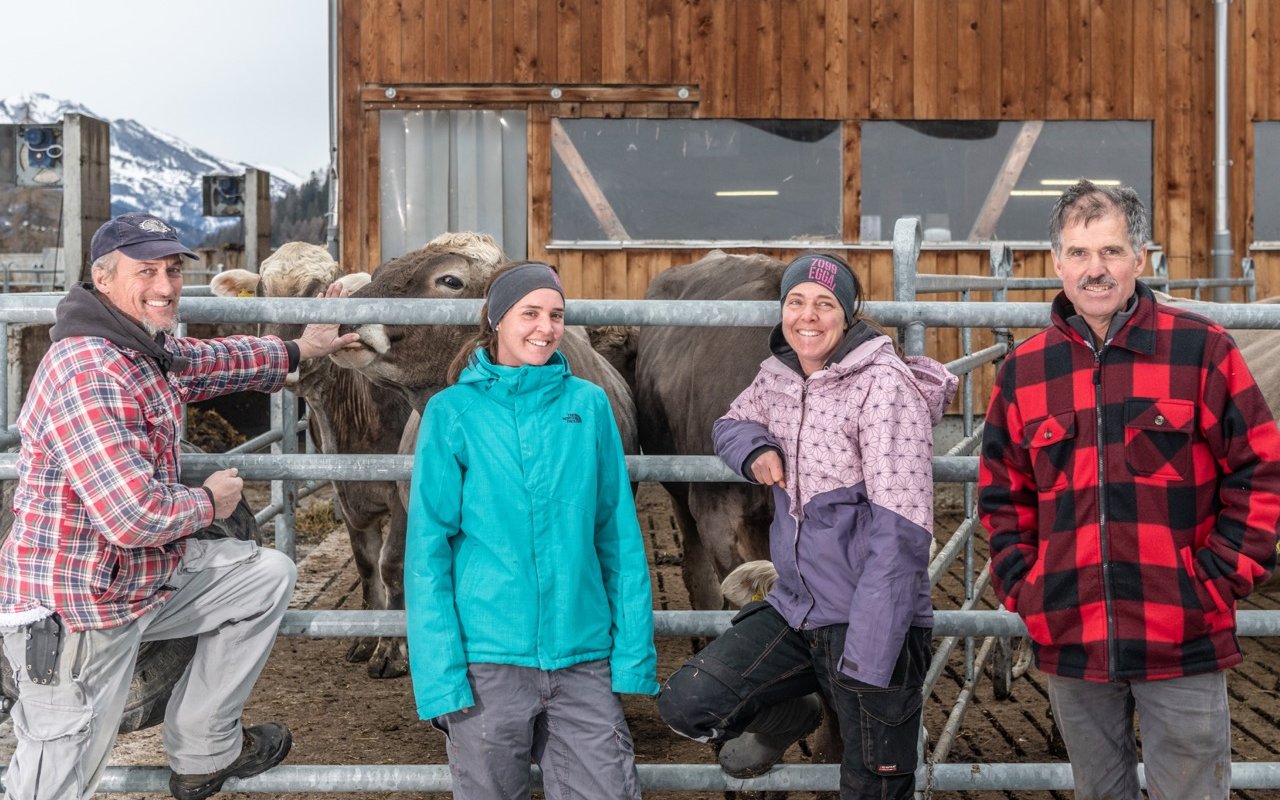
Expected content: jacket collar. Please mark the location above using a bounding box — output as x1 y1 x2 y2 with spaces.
457 346 570 404
1051 280 1157 356
768 318 882 377
762 327 895 385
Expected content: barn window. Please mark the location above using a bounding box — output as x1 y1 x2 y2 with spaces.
1254 122 1280 243
859 121 1153 243
379 110 527 262
550 119 842 244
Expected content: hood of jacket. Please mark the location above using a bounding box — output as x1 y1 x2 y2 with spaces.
50 282 189 374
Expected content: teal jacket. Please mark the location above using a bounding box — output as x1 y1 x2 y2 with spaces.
405 348 658 720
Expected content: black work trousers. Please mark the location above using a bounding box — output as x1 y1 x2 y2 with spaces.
657 601 931 800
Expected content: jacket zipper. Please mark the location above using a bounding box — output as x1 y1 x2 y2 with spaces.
794 382 815 627
1092 345 1117 680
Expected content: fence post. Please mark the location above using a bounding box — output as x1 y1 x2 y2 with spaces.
270 389 300 560
1242 257 1257 302
893 217 925 356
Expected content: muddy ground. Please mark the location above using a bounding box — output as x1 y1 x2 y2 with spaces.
13 482 1280 798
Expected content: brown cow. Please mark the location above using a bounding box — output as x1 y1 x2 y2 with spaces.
632 250 782 611
329 234 638 455
211 243 423 679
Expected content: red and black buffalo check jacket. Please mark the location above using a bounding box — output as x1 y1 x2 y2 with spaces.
979 282 1280 682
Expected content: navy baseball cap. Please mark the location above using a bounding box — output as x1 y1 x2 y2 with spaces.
89 213 199 263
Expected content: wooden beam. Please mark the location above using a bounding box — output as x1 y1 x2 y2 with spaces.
361 83 700 106
968 120 1044 241
60 113 111 286
549 118 629 240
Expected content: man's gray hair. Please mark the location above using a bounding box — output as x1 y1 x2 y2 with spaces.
1048 179 1151 256
90 250 121 280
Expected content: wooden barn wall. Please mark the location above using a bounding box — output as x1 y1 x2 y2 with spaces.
339 0 1279 397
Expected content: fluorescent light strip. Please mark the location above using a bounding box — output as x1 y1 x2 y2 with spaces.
1011 189 1066 197
715 190 779 197
1040 179 1122 186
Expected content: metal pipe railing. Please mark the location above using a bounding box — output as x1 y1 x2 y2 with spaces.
270 607 1280 641
0 452 982 484
55 761 1280 794
0 292 1276 329
254 480 325 528
931 635 998 764
923 569 996 701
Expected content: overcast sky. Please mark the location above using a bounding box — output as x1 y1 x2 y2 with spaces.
0 0 330 179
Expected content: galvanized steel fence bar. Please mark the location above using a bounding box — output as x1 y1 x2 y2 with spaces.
8 295 1280 329
72 761 1280 794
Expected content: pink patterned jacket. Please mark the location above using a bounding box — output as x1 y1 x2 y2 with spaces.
714 332 957 687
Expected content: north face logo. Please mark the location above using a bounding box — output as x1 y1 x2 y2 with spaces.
562 413 582 423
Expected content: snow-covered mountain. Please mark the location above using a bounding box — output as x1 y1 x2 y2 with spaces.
0 93 301 245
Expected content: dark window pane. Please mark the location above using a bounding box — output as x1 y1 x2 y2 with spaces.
860 121 1153 242
551 119 842 242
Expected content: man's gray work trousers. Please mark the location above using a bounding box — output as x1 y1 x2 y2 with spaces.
1 538 296 800
1046 670 1231 800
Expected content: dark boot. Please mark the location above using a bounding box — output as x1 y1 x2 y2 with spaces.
169 722 293 800
718 693 823 779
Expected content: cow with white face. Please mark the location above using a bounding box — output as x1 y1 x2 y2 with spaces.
330 232 638 454
211 243 415 679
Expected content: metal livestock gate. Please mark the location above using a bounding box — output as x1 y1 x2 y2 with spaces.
2 220 1279 794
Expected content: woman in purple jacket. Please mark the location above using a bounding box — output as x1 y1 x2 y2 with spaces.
657 252 957 799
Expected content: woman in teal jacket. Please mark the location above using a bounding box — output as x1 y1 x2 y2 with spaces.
405 261 657 800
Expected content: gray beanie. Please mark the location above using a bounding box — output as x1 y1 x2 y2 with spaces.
486 262 564 328
779 253 857 324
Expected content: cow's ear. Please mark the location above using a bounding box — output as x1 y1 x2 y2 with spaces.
337 272 372 294
210 269 261 298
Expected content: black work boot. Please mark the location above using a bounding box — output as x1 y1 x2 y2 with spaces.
169 722 293 800
718 693 823 779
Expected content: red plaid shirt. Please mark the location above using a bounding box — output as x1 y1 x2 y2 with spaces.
0 334 289 632
980 283 1280 682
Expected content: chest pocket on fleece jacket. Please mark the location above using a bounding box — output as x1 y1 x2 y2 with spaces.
1023 411 1076 492
141 398 178 471
1124 398 1195 481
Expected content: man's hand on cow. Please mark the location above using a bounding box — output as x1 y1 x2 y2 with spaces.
749 450 786 488
294 280 362 360
204 468 244 520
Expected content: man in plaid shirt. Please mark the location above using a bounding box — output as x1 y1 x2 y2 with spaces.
979 180 1280 799
0 213 359 800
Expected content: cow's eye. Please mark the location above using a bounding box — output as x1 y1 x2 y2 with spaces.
437 275 464 290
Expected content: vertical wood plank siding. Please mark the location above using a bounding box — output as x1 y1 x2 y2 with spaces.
340 0 1280 315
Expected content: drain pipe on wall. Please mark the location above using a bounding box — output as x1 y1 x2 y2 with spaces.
325 0 340 260
1212 0 1232 302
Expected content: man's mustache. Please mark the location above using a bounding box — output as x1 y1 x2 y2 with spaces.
1077 276 1118 290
